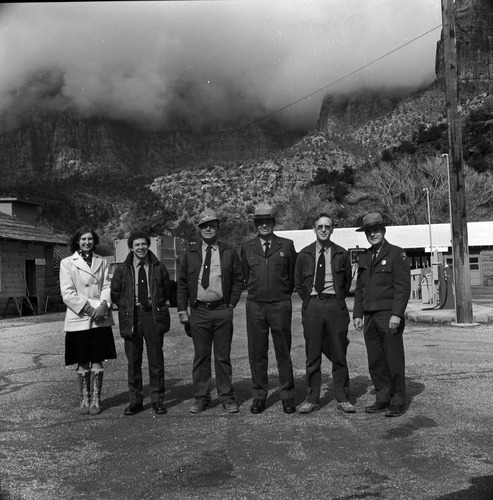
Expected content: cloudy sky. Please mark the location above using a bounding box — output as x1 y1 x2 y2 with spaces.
0 0 442 131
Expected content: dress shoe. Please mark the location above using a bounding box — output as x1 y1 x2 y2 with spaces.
298 401 320 414
152 403 167 415
189 400 209 414
385 404 405 417
250 399 266 414
223 401 239 414
282 399 296 414
336 401 356 413
124 403 143 416
365 402 389 413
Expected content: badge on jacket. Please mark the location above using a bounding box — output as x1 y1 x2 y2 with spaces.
280 252 284 257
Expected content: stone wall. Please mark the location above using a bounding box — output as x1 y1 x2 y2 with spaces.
481 248 493 286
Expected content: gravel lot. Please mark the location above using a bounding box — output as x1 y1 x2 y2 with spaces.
1 296 492 500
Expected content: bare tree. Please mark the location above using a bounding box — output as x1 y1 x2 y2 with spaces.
353 155 493 225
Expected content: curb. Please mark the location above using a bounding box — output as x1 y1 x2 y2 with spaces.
406 308 493 325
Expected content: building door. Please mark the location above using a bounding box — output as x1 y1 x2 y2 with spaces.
469 254 481 286
24 259 38 314
445 254 482 286
25 259 37 296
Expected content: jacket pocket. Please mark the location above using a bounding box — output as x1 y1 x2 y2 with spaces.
155 308 170 334
375 266 392 285
118 311 134 339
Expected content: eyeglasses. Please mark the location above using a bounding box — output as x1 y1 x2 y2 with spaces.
200 223 218 229
316 225 332 231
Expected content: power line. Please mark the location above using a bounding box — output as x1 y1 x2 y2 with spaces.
180 24 442 161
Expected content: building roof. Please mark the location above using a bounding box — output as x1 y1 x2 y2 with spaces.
0 197 40 206
277 221 493 252
0 211 67 245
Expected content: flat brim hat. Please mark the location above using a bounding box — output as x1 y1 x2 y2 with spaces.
197 209 219 226
253 204 275 220
355 212 387 232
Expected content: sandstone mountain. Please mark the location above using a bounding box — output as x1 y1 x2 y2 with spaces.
1 0 492 247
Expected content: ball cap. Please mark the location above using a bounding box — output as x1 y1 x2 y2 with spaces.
197 209 219 226
355 212 387 232
253 204 275 220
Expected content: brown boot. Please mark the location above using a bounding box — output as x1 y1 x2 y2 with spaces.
89 369 104 415
77 369 91 414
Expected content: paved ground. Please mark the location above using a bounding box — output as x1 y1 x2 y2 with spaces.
1 294 492 500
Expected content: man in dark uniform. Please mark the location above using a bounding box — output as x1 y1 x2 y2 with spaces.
295 213 355 414
240 204 297 414
111 230 171 416
177 209 244 414
353 212 411 417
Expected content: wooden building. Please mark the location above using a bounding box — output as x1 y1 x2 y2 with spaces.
0 199 67 316
277 221 493 287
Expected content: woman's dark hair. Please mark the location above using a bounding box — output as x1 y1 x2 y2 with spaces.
128 230 151 249
69 227 100 253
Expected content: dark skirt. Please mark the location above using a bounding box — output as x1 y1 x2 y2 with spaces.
65 327 117 366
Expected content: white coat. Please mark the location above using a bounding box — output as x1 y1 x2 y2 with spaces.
60 252 115 332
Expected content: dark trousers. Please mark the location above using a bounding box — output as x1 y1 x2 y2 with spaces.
190 304 235 404
363 310 406 405
245 300 295 400
124 310 165 405
301 296 351 403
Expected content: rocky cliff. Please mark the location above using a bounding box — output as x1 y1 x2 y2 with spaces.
436 0 493 89
0 107 297 180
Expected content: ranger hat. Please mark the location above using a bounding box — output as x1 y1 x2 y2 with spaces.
197 209 219 227
253 204 275 220
355 212 387 232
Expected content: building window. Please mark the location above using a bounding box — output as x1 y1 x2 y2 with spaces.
469 256 480 270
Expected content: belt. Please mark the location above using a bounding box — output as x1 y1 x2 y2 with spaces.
196 299 225 309
135 304 152 312
312 293 336 300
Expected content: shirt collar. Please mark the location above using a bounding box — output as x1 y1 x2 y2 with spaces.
133 255 149 267
259 236 273 246
202 240 218 251
316 241 330 253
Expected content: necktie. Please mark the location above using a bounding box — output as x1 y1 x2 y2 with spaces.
264 241 270 257
202 245 212 289
137 262 149 306
371 249 378 271
314 248 326 294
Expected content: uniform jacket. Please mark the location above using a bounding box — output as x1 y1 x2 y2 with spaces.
295 241 352 310
353 239 411 319
177 239 244 311
60 252 115 332
110 250 171 339
240 235 297 302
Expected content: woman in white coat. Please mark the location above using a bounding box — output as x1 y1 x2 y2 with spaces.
60 227 116 415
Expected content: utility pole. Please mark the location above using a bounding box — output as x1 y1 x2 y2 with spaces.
441 0 474 323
